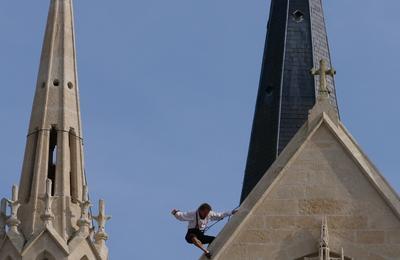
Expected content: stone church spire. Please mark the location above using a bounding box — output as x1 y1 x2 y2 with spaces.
17 0 85 237
0 0 110 259
241 0 339 202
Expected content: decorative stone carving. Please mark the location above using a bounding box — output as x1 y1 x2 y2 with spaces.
311 59 336 99
5 185 25 252
93 200 111 244
77 186 92 234
308 60 339 125
319 216 330 260
300 217 348 260
93 200 111 260
6 185 21 234
40 179 55 227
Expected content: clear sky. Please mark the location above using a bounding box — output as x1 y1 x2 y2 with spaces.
0 0 399 259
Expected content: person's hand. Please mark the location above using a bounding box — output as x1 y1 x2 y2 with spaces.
171 209 179 216
231 208 239 215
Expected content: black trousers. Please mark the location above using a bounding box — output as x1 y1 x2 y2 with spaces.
185 229 215 245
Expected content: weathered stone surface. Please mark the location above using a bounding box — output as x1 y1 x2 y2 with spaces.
386 229 400 244
298 199 347 215
269 184 305 199
246 214 265 230
328 216 368 230
237 229 272 244
265 216 298 229
257 199 298 216
201 111 400 260
357 231 385 244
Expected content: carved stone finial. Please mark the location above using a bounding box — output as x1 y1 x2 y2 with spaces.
41 179 55 227
4 185 25 251
0 198 7 237
6 185 21 233
298 219 350 260
77 185 92 233
319 216 330 260
311 59 336 100
93 199 111 244
321 216 329 247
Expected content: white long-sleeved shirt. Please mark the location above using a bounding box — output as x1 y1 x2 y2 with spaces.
174 210 232 230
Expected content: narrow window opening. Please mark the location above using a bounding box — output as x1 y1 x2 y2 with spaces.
26 130 39 202
292 10 304 23
69 129 78 203
48 127 57 196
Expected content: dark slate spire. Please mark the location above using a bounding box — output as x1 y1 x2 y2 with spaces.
240 0 338 202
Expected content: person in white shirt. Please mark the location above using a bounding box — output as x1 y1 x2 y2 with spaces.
171 203 238 259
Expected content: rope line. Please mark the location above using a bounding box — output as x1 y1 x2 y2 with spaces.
27 128 83 140
203 205 240 233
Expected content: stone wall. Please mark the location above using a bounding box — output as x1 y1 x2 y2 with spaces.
219 125 400 259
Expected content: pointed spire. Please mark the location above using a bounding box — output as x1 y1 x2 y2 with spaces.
17 0 87 239
29 0 82 134
1 0 110 258
240 0 339 202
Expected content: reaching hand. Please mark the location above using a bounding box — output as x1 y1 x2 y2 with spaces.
171 209 179 216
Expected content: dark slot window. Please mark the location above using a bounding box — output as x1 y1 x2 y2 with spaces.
69 129 78 202
26 130 39 202
48 127 57 196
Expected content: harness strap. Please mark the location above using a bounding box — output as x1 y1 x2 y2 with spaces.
195 211 200 230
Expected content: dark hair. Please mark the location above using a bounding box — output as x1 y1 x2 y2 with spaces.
198 203 212 212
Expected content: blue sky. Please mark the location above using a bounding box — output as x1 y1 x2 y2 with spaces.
0 0 399 259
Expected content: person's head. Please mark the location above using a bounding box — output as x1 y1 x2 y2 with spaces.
198 203 212 219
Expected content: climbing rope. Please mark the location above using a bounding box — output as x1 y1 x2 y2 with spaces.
203 206 240 233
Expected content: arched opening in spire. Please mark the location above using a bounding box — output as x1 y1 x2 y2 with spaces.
80 256 89 260
24 129 39 202
47 127 58 196
69 128 78 202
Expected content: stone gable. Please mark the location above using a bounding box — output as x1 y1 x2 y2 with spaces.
203 114 400 260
